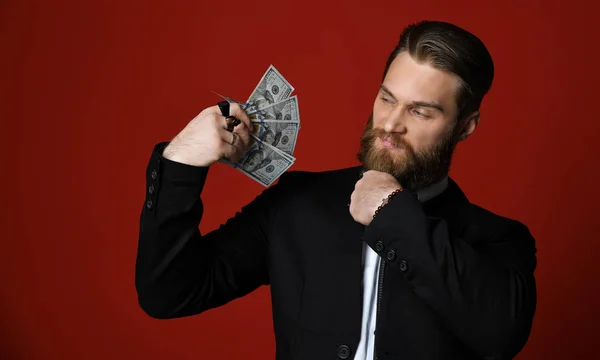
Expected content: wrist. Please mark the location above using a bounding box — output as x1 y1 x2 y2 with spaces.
373 187 403 219
162 143 213 167
162 146 188 163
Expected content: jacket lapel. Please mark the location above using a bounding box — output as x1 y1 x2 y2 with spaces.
422 176 471 237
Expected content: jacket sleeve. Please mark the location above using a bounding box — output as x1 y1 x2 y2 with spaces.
135 141 282 319
362 189 537 359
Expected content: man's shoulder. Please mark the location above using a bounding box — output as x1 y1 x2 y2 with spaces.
442 178 534 242
465 201 534 242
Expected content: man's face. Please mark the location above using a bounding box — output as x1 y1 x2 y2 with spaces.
359 51 464 191
263 129 275 144
243 151 263 172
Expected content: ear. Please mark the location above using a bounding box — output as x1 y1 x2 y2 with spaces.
457 111 480 142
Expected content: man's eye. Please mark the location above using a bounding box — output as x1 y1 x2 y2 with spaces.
380 96 392 104
413 109 430 118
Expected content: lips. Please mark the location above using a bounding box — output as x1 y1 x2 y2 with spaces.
381 136 403 150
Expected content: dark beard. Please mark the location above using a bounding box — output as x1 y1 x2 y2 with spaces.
356 113 460 192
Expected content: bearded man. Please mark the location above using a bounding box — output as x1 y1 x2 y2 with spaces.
135 20 537 360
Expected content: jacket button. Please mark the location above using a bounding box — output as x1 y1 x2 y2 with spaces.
399 260 408 272
337 345 351 359
375 240 385 252
148 184 155 194
386 249 396 261
151 169 157 179
146 199 153 209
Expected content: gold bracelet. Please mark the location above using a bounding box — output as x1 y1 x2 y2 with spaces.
373 188 403 218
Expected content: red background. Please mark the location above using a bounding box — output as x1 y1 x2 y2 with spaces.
1 0 598 359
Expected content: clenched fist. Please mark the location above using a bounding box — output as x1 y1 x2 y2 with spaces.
349 170 403 226
162 103 253 167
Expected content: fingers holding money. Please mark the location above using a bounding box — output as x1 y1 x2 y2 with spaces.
217 126 249 163
206 102 252 131
218 103 252 162
218 130 243 163
227 103 252 132
224 116 241 132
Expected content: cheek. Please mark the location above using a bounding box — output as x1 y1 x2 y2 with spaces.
372 102 387 127
413 127 449 151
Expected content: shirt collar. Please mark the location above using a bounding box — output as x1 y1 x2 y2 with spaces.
416 176 449 203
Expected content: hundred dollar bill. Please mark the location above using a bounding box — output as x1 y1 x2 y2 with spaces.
246 65 294 114
249 95 300 124
250 121 299 156
224 140 295 187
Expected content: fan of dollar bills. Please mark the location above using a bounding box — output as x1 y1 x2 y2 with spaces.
215 65 299 187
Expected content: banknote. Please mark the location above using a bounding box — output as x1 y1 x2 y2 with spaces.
222 140 295 187
214 65 298 186
250 120 299 156
246 65 294 114
249 96 300 124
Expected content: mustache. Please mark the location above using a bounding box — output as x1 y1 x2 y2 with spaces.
371 128 412 150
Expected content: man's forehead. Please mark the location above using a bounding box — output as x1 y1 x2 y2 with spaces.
383 53 460 109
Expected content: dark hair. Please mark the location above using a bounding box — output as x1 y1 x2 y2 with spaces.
383 20 494 122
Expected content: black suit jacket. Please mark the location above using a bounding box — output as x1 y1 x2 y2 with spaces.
135 142 537 360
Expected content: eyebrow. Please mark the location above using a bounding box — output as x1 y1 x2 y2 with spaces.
379 84 445 114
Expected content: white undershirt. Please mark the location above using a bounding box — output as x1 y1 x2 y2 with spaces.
353 176 449 360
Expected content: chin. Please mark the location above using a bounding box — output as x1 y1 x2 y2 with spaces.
376 145 407 163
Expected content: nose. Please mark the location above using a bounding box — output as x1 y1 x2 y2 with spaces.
382 109 408 134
